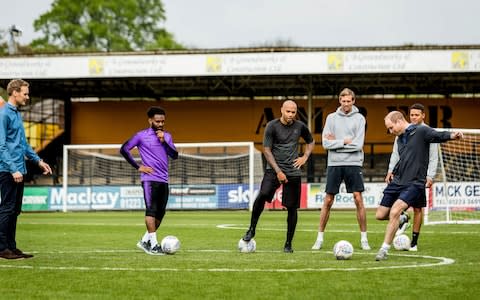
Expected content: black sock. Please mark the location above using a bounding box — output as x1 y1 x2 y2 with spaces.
411 232 420 246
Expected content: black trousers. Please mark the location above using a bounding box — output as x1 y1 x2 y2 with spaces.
0 172 24 251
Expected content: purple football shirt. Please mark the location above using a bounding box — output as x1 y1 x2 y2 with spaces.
120 128 178 183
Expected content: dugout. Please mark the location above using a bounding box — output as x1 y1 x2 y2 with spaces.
1 45 480 184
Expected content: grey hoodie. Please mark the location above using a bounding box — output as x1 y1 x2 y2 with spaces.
322 105 365 167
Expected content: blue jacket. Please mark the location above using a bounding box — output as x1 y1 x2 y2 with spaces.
0 102 41 174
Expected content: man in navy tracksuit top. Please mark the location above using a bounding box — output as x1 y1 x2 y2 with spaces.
120 106 178 255
375 111 463 261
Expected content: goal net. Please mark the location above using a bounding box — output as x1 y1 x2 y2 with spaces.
425 128 480 224
61 142 262 212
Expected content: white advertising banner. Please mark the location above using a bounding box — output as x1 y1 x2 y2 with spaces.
1 49 480 79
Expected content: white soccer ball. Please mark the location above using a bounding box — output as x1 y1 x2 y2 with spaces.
333 240 354 260
161 235 181 254
238 238 256 253
393 234 411 251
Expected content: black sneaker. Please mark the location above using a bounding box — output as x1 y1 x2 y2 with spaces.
13 248 34 259
148 244 165 256
242 229 255 242
396 211 411 236
284 244 294 253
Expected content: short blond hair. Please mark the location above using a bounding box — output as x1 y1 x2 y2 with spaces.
339 88 355 100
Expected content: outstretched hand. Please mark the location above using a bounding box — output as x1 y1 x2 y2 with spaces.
39 160 52 175
451 132 463 140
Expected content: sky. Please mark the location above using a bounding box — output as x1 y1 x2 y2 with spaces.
1 0 479 49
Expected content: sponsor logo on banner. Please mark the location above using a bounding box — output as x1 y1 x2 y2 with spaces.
432 182 480 208
50 187 121 210
218 184 260 209
22 187 49 211
308 183 385 209
168 185 218 209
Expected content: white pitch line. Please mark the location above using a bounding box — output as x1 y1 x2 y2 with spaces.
0 249 455 272
17 222 480 235
216 224 480 235
19 222 213 227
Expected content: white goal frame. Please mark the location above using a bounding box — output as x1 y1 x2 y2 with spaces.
62 142 258 212
424 128 480 225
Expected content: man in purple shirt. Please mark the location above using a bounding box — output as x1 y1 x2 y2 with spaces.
120 106 178 255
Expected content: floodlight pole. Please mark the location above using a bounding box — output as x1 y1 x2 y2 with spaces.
7 25 22 55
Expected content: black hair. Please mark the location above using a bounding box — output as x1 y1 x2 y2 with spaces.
147 106 166 118
409 103 425 112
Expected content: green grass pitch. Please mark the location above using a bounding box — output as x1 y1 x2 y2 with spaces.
1 210 479 299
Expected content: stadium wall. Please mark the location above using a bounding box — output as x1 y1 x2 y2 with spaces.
71 98 479 153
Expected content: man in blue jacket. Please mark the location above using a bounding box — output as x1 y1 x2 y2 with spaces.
0 79 52 260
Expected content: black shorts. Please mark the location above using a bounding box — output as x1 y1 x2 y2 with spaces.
380 183 425 208
142 181 169 217
258 169 301 209
325 166 365 194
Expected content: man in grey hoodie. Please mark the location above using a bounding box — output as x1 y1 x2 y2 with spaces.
312 88 371 251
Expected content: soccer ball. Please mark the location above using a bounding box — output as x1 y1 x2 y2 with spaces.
238 238 256 253
333 240 354 260
161 235 181 254
393 234 411 251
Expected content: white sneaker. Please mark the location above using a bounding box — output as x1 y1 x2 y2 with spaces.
136 240 151 254
408 245 418 252
311 239 323 250
360 240 371 250
375 248 388 261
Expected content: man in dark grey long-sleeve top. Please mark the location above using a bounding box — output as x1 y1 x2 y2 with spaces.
375 111 463 261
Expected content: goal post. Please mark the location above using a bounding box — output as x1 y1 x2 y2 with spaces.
62 142 262 212
425 128 480 224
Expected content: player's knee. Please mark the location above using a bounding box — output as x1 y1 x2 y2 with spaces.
323 194 335 208
145 211 156 218
256 191 274 203
375 208 389 220
155 209 166 220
